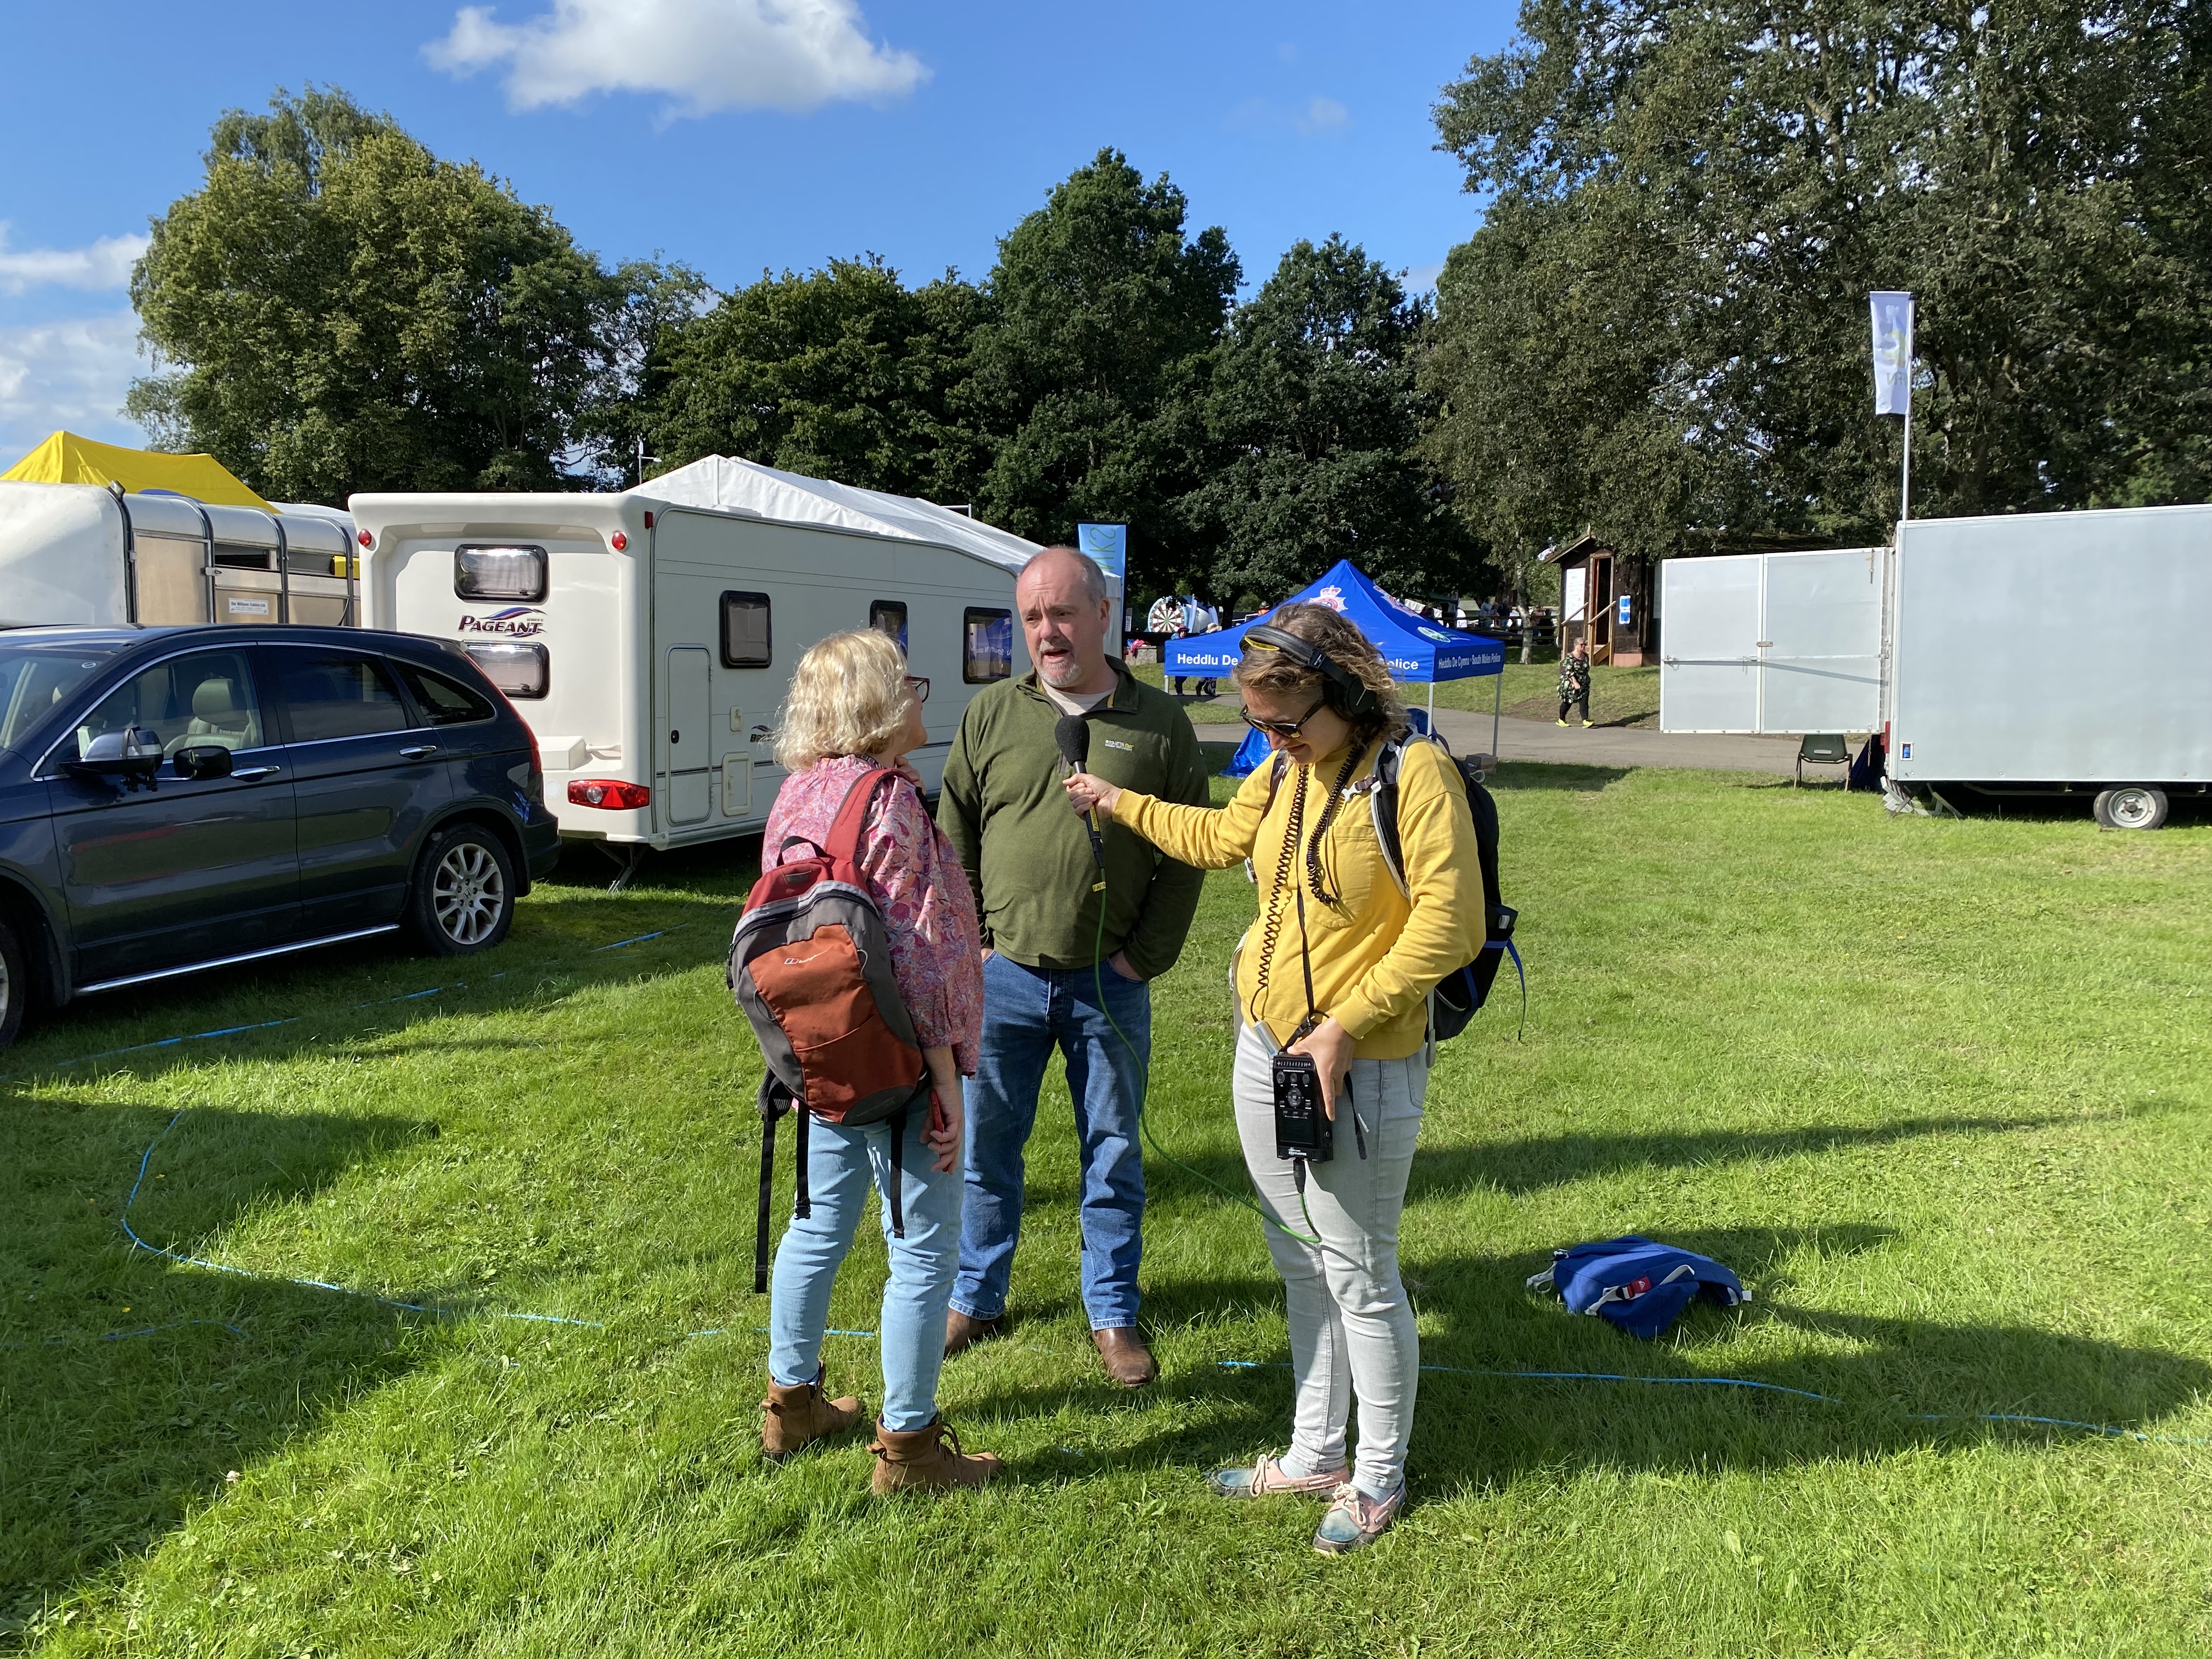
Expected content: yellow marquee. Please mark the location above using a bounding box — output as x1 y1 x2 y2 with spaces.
1 430 273 512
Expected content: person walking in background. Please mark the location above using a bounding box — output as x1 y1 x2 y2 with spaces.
755 630 999 1493
1557 637 1593 727
1059 602 1485 1553
937 545 1210 1387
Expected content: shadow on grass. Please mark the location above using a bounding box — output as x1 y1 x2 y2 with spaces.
1135 1111 2058 1209
0 1097 435 1630
0 882 743 1097
1489 762 1633 792
962 1221 2212 1487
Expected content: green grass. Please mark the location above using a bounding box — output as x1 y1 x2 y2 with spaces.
1132 659 1662 727
7 764 2212 1656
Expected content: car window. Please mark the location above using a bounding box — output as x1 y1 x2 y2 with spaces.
274 652 411 743
0 647 117 752
70 650 264 761
394 660 496 726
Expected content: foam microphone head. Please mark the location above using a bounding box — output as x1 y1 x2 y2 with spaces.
1054 714 1091 770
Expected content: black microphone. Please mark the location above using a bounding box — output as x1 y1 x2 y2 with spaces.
1054 714 1107 872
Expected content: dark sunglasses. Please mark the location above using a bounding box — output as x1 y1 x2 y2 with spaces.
904 674 930 703
1240 696 1327 740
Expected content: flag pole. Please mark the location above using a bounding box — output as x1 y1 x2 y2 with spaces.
1900 296 1915 523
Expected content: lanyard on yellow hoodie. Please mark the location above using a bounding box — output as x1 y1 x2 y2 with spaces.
1112 737 1485 1061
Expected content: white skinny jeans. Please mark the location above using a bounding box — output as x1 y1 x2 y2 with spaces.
1232 1020 1427 1499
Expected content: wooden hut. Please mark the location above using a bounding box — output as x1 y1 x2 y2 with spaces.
1540 532 1655 665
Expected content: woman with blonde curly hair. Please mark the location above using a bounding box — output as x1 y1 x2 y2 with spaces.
1062 601 1484 1553
755 629 998 1492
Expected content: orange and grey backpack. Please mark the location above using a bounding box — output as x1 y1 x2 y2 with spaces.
729 767 932 1291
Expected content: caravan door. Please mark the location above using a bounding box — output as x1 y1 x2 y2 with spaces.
662 646 713 826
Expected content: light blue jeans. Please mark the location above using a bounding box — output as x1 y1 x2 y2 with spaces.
1234 1020 1428 1500
768 1106 961 1432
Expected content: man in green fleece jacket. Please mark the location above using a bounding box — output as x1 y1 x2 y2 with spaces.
938 545 1210 1387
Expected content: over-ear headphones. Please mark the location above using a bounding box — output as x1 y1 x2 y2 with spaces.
1241 624 1379 722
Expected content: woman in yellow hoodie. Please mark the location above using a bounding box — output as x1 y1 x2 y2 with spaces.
1062 602 1483 1554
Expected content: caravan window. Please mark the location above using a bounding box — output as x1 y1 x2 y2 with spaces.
868 601 909 652
464 642 550 699
721 592 772 668
454 544 548 602
963 608 1013 684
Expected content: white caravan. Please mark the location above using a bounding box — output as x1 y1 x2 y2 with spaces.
1660 504 2212 825
0 481 360 629
350 456 1074 860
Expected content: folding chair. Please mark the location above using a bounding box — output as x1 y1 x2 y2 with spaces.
1796 732 1852 788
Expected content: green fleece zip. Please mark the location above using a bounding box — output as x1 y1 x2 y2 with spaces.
936 665 1211 979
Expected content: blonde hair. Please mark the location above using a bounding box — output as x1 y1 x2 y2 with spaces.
1232 601 1410 743
774 629 912 770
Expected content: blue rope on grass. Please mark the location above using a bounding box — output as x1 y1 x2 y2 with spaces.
122 1111 602 1330
1 924 698 1086
1214 1359 2212 1446
106 1110 882 1347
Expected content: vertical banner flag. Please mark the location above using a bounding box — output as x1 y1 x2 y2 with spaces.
1076 523 1127 580
1870 291 1914 416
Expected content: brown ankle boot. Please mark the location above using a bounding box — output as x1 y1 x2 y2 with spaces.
868 1416 1002 1494
761 1373 863 1463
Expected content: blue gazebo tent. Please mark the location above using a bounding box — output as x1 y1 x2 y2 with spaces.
1164 559 1506 768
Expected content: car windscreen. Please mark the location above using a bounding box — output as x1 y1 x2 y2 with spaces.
0 645 121 754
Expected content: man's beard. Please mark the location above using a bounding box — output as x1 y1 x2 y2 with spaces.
1038 647 1088 689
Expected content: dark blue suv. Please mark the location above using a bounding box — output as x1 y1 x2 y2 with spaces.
0 625 562 1049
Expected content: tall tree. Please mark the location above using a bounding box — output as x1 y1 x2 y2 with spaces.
1423 0 2212 564
130 86 651 501
968 149 1239 591
1185 235 1480 606
633 256 988 503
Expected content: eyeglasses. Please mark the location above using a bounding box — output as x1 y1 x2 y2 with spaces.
1240 697 1327 740
904 674 930 703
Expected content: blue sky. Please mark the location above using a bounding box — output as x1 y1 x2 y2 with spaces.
0 0 1516 462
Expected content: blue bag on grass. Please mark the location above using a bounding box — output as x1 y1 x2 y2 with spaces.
1526 1236 1750 1340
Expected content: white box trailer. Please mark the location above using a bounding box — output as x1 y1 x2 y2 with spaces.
0 481 360 629
350 455 1079 855
1887 504 2212 823
1660 504 2212 826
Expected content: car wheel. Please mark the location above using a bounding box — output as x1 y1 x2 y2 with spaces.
0 914 26 1051
2094 786 2168 831
408 823 517 955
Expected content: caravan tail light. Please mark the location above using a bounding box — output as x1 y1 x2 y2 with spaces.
569 778 651 810
357 530 373 548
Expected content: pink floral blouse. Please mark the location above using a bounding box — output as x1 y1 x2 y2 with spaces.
764 755 984 1076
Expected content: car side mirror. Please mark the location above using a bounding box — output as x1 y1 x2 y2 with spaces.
64 726 164 790
174 744 234 781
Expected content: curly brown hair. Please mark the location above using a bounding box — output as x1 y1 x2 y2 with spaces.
1232 601 1410 743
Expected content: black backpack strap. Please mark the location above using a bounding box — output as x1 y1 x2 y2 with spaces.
886 1106 907 1239
1370 736 1411 898
754 1074 797 1294
794 1106 811 1221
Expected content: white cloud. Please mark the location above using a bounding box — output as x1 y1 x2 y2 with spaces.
0 311 149 458
1297 95 1349 134
0 226 150 297
1226 94 1352 139
425 0 928 116
1407 262 1444 294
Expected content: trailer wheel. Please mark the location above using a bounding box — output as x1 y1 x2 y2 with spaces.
0 914 26 1052
2094 787 2168 831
